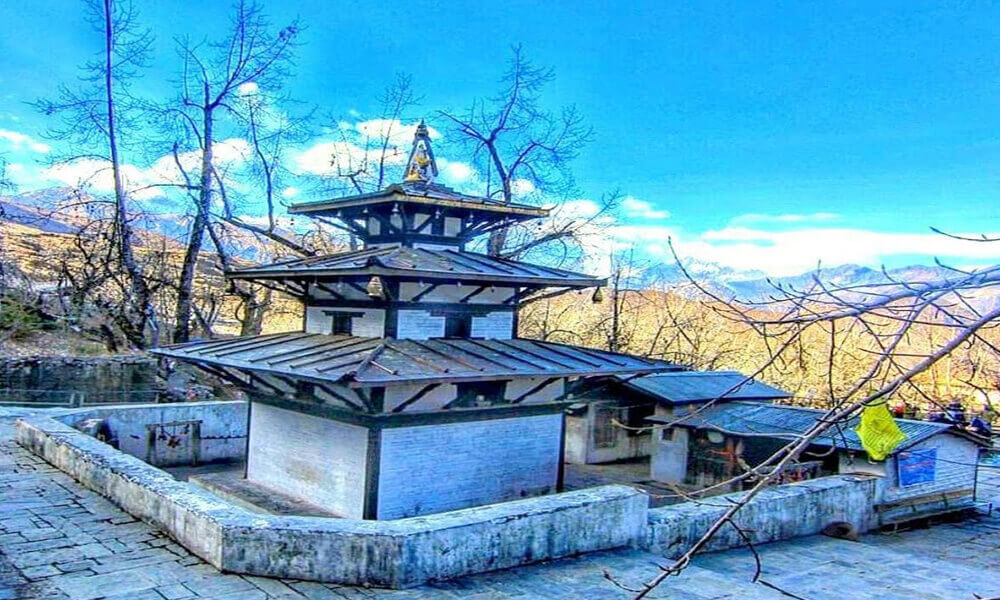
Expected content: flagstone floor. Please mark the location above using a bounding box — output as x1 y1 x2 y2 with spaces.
3 408 1000 600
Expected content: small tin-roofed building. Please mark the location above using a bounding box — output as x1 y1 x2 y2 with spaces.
626 370 792 405
649 401 989 526
564 370 788 468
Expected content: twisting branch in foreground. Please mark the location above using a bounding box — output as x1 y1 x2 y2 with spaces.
618 236 1000 599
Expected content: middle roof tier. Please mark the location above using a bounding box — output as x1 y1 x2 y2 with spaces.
229 245 603 290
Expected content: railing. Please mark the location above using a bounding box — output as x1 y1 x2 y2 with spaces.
0 387 162 408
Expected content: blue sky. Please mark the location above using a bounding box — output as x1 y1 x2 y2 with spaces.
1 1 999 275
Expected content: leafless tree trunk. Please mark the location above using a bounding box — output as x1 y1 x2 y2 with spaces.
100 0 155 347
168 0 299 343
33 0 156 349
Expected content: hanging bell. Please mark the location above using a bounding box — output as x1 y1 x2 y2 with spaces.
366 275 386 299
591 287 604 303
391 203 400 215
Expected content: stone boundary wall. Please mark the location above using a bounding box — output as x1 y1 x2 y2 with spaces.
644 474 877 558
15 410 647 588
53 401 248 466
15 402 881 587
0 355 159 406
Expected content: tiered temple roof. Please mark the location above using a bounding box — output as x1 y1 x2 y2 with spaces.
154 121 674 406
155 332 668 388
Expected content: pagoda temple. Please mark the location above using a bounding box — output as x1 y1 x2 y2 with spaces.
154 122 673 520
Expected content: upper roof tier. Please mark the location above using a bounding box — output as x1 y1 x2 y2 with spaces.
288 122 547 247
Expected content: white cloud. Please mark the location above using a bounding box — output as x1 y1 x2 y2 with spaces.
511 178 536 196
237 82 259 96
556 202 1000 278
437 157 476 184
677 226 1000 276
355 119 440 146
293 120 443 178
0 129 50 153
730 212 839 225
282 186 299 198
236 214 297 230
621 196 669 220
38 138 252 200
294 140 389 176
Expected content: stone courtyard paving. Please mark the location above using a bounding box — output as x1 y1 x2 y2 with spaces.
3 410 1000 600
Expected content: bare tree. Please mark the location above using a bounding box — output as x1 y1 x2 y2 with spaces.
165 0 300 343
324 74 420 196
33 0 157 348
440 46 597 260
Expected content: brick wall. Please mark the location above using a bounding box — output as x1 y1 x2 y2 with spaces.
376 414 563 519
246 403 369 518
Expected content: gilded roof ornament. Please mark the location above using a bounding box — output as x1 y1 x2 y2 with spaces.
404 120 438 184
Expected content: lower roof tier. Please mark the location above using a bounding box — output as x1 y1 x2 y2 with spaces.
228 246 603 289
152 331 676 388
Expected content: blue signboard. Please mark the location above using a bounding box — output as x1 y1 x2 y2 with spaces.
897 448 937 487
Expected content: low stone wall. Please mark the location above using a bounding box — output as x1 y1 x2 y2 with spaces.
54 401 248 466
644 475 877 558
223 485 646 587
0 355 159 406
15 411 647 588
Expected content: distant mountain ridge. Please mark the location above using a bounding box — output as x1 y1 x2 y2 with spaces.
642 259 1000 312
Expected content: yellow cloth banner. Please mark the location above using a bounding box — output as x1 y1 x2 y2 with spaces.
854 403 907 461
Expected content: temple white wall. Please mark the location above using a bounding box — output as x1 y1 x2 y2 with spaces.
651 426 689 483
309 285 369 301
304 306 385 337
470 312 514 339
396 309 446 339
504 377 563 404
246 403 369 518
383 383 458 412
444 216 462 236
398 282 515 304
376 414 563 519
395 308 515 340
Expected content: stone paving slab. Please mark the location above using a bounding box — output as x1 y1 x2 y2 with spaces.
3 412 1000 599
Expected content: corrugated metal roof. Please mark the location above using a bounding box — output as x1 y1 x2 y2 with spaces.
152 332 675 387
288 182 546 217
622 370 792 404
649 401 967 453
229 246 603 287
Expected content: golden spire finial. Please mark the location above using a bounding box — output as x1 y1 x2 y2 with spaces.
404 120 438 184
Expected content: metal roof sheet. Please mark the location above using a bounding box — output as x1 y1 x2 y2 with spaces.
288 182 546 217
152 332 675 387
229 246 603 287
649 401 972 453
622 370 792 404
